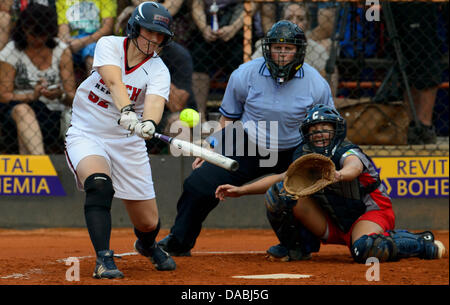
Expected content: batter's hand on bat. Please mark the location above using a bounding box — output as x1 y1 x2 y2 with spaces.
134 120 156 140
215 184 244 201
118 104 139 132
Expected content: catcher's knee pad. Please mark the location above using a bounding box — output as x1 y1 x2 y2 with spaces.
265 181 297 214
351 233 397 263
84 173 114 212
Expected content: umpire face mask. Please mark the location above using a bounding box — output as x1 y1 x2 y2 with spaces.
262 20 307 84
270 43 297 67
264 42 303 84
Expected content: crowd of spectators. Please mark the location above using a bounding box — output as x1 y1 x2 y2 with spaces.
0 0 447 155
0 1 76 154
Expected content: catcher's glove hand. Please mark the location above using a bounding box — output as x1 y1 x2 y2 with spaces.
283 153 336 199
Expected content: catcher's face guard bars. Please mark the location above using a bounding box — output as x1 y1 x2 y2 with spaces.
305 123 336 149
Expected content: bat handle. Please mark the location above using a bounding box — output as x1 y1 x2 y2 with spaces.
153 132 172 144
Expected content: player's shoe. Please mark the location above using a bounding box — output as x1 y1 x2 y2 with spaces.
266 244 312 262
134 239 176 271
158 234 192 257
415 231 446 259
93 250 124 279
431 240 446 259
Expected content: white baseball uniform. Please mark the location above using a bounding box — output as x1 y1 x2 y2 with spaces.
65 35 170 200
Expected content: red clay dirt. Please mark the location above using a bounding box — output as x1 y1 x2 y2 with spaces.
0 228 448 285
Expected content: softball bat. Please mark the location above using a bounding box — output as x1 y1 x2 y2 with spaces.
153 132 239 172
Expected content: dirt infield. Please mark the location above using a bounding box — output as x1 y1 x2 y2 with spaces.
0 228 448 286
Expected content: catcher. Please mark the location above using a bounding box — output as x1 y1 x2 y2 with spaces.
215 105 445 263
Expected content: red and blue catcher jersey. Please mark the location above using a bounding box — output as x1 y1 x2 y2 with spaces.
70 36 170 138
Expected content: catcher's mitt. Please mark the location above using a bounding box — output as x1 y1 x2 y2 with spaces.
283 153 336 198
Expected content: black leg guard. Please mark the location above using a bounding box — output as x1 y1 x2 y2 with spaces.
388 230 445 260
265 182 321 256
266 209 320 255
84 173 115 253
134 219 161 250
351 230 446 264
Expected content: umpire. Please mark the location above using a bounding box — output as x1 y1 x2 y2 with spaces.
159 20 336 256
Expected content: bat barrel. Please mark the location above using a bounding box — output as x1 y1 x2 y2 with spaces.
229 160 239 172
152 133 239 172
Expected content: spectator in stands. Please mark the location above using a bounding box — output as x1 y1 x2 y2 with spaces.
0 3 76 154
0 0 13 51
307 1 336 50
390 2 442 144
252 2 276 41
190 0 255 125
56 0 117 74
0 0 56 51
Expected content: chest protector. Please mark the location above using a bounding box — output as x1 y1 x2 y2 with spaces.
295 141 381 233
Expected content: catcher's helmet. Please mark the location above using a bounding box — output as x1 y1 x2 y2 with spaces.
301 105 347 156
126 1 173 46
262 20 307 83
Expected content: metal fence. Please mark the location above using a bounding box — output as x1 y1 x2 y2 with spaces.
0 0 448 156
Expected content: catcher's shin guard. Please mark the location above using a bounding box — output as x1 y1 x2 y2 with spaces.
388 230 445 260
351 230 445 263
265 182 320 259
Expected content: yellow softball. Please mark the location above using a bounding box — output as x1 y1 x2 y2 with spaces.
179 108 200 128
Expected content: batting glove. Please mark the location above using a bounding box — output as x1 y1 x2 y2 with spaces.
118 104 139 132
135 120 157 140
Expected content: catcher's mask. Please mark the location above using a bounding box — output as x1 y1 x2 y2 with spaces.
301 105 347 157
127 1 173 55
262 20 307 84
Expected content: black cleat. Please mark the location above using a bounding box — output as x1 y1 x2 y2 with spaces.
158 234 192 257
134 240 176 271
266 244 312 262
93 250 124 279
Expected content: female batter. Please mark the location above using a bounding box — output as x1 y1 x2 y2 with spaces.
65 2 176 279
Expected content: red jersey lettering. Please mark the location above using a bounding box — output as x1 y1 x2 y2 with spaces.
130 88 142 102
